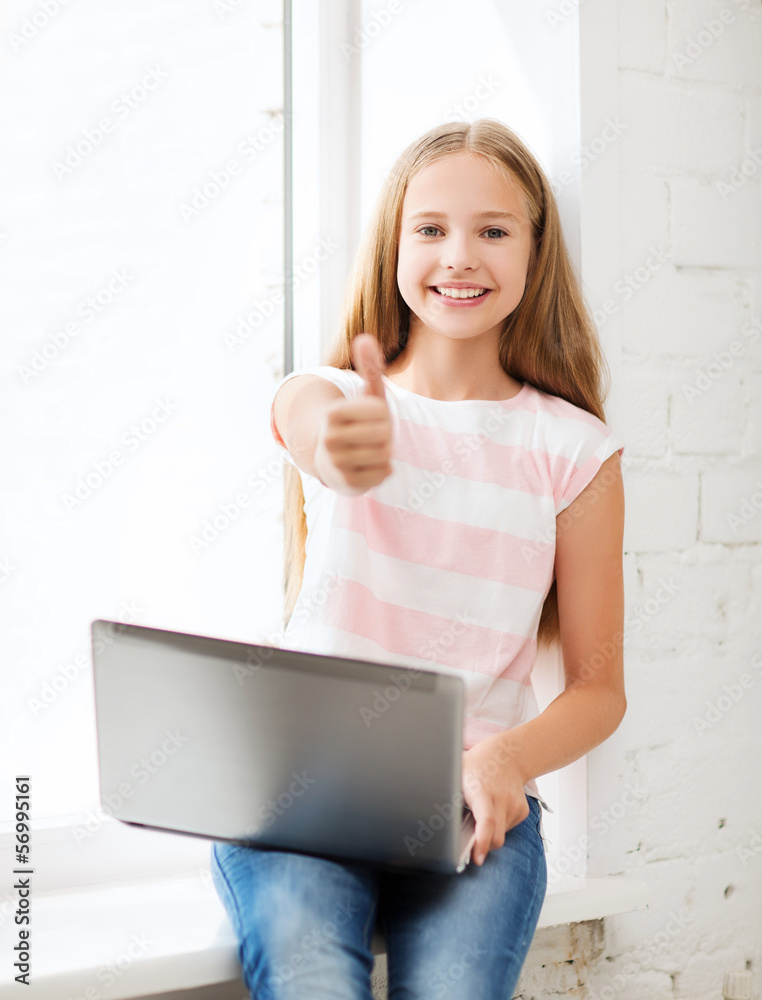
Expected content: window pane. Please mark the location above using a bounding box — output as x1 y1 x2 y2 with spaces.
2 0 284 821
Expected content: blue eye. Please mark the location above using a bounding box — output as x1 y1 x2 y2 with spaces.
484 227 508 240
418 226 441 237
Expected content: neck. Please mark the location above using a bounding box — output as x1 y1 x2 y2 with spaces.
385 325 522 402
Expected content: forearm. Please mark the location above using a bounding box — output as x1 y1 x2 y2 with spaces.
496 678 626 786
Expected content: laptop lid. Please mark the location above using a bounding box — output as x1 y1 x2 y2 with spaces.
91 620 476 873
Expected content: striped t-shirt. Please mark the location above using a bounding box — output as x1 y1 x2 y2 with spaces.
270 365 624 806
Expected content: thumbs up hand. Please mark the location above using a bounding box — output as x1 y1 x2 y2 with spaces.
353 331 387 400
313 334 394 495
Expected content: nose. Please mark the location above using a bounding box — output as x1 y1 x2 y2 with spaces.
440 232 479 271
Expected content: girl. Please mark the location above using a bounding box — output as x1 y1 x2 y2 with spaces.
211 118 626 1000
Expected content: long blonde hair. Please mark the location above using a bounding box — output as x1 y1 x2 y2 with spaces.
282 118 609 646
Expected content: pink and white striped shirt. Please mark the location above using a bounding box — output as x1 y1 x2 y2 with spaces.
270 366 624 805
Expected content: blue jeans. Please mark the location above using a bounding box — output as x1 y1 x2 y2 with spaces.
211 793 547 1000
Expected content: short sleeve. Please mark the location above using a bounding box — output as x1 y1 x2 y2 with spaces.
554 428 625 515
269 366 362 463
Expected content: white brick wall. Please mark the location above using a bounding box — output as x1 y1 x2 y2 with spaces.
579 1 762 997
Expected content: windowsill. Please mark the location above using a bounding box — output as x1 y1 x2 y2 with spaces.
3 871 650 1000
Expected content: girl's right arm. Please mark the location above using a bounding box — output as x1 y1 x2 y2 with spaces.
272 334 394 496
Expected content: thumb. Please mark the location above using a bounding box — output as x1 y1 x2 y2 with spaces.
351 333 387 400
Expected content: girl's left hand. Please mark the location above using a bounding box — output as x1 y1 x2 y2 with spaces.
461 733 529 866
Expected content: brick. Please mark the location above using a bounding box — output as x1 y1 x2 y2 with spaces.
690 849 762 945
619 171 670 273
602 857 697 962
671 365 746 455
587 964 676 999
677 943 760 1000
619 0 667 73
616 655 700 752
627 740 756 865
701 464 762 542
667 0 762 89
635 548 752 652
621 268 748 357
622 466 698 552
619 360 670 457
594 246 672 338
671 174 762 269
518 925 600 995
620 71 744 175
688 658 762 750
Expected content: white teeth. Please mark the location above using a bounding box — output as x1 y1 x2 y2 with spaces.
435 286 488 299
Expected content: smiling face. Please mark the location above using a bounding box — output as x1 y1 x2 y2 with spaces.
396 152 533 349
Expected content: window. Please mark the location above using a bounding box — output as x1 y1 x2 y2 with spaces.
3 0 623 892
2 2 285 872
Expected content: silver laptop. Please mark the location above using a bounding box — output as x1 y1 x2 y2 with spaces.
91 620 477 873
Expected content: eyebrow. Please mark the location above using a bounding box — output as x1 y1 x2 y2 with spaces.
406 210 522 223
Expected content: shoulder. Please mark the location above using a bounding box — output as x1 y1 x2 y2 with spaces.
519 384 612 439
272 365 364 402
518 385 625 513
